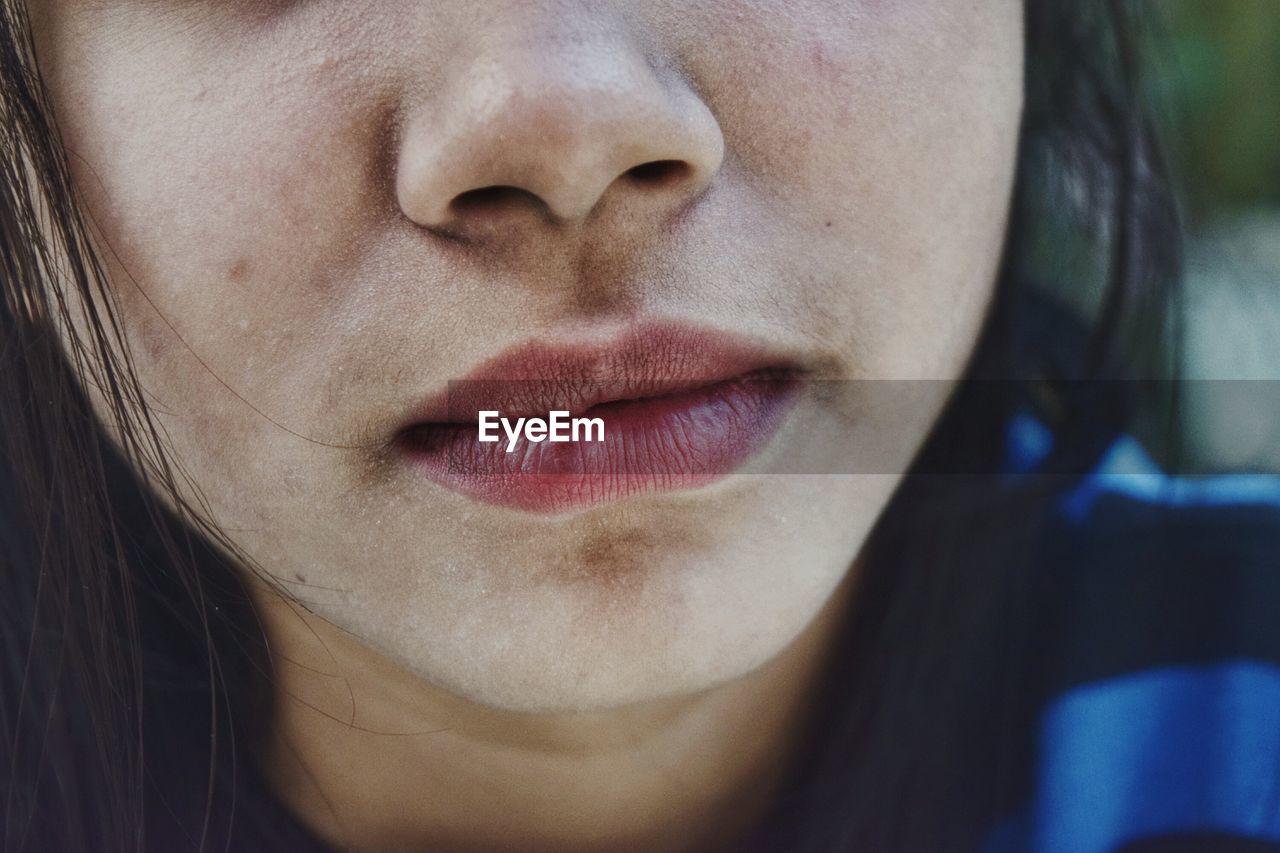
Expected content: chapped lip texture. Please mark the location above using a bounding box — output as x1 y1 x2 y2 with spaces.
395 322 805 513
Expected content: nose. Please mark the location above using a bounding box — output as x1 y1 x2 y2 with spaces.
395 15 724 239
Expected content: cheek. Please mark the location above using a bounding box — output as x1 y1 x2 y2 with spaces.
686 0 1023 374
704 0 1024 203
42 13 391 424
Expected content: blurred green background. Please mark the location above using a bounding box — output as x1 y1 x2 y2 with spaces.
1159 0 1280 221
1150 1 1280 473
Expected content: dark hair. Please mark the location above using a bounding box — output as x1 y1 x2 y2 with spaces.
0 1 1181 851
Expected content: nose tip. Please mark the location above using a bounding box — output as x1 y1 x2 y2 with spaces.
395 33 725 238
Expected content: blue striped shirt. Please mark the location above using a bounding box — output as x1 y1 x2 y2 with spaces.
987 413 1280 853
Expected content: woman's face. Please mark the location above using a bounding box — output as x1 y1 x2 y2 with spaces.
32 0 1022 711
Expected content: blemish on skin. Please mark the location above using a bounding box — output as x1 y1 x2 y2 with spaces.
811 41 829 72
825 221 833 227
228 258 252 283
295 573 307 583
540 504 718 618
135 313 174 364
567 527 651 594
550 519 696 639
810 38 847 82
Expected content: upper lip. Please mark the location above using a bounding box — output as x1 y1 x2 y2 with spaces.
400 321 804 426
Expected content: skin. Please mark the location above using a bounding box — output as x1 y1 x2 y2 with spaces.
31 0 1023 849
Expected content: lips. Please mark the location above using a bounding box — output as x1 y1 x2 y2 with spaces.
394 323 804 513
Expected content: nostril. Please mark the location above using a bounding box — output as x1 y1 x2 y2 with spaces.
623 159 691 187
440 161 695 228
449 185 549 219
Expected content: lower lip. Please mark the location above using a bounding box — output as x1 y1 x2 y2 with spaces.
397 371 802 513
